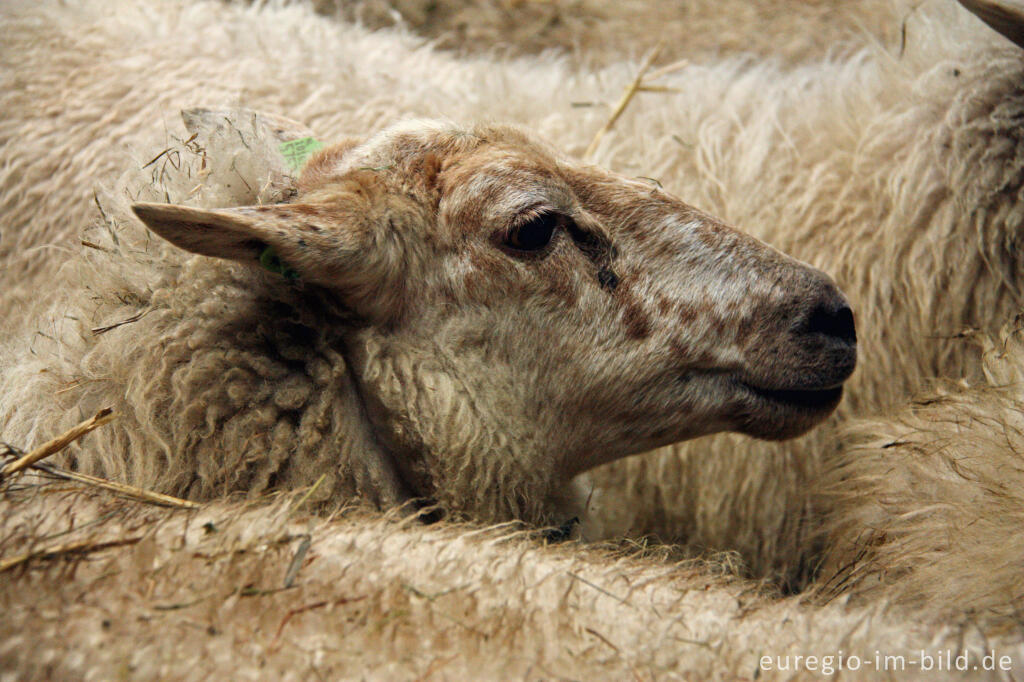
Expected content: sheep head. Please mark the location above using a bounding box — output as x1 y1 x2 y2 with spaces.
132 120 856 522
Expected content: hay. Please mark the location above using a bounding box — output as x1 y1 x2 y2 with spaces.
0 408 198 509
0 409 115 481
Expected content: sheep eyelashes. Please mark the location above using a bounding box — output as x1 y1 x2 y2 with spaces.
130 120 856 527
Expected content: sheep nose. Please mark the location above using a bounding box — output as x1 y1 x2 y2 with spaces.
802 302 856 345
786 286 857 388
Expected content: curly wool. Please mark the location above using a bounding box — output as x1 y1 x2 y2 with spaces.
7 247 399 509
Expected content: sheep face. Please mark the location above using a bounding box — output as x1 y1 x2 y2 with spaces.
133 120 856 518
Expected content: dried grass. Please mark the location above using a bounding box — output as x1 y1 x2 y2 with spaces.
0 409 198 509
0 409 115 480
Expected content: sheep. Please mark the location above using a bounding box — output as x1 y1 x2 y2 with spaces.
3 0 1024 585
4 0 1024 671
4 102 860 528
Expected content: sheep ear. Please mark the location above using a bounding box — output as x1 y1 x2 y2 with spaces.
131 202 353 286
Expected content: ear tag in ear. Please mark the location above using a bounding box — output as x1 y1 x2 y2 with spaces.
259 245 300 281
279 137 324 172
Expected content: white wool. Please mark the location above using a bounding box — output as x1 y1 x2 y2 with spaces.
2 2 1024 673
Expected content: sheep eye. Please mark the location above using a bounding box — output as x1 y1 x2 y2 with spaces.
505 212 560 252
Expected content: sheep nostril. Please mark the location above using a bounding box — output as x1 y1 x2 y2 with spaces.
804 304 856 344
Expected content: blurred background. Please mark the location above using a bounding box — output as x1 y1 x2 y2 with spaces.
303 0 901 64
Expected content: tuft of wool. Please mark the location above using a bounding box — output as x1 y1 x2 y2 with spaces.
817 318 1024 623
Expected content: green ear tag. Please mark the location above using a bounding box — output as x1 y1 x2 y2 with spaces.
259 246 300 281
279 137 324 172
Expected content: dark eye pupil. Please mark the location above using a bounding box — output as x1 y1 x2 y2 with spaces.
508 213 557 251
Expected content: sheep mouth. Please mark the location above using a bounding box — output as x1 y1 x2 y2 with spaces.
741 382 844 411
